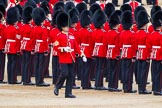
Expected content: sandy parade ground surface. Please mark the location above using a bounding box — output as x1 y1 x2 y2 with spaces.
1 1 162 108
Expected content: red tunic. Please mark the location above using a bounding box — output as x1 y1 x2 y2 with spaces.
20 24 34 51
104 29 120 59
4 25 20 54
55 32 81 63
148 31 162 60
119 30 136 59
91 28 107 57
77 27 93 58
135 30 150 60
32 26 49 53
0 23 6 50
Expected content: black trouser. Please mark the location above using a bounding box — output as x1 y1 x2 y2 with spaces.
81 58 92 88
44 50 51 77
52 56 60 84
90 57 96 80
0 50 5 81
35 53 45 84
16 55 22 75
29 55 35 76
151 60 162 92
121 59 134 91
7 54 18 83
136 0 142 3
107 59 119 89
56 63 74 95
137 60 149 91
21 51 32 83
134 60 138 84
95 57 106 87
152 0 156 5
112 0 118 5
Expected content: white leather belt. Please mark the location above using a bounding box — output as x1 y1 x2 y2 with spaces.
6 39 16 42
95 43 103 46
138 45 146 48
123 45 131 47
108 45 115 48
36 40 43 42
23 37 30 41
152 46 161 49
0 36 1 38
81 43 89 46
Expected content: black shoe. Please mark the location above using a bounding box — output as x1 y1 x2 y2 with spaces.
139 90 152 94
108 87 122 92
54 87 59 96
153 91 162 96
65 94 76 98
44 75 52 78
8 81 22 84
23 82 35 86
72 86 80 89
95 86 108 90
82 86 95 90
36 82 50 87
0 81 7 84
124 90 137 93
146 82 150 85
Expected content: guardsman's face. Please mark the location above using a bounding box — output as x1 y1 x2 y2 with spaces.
62 26 69 32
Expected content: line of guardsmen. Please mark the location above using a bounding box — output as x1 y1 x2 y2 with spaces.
0 0 162 98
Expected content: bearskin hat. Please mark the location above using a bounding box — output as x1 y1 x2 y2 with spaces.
68 8 79 24
76 2 87 14
0 0 7 8
80 10 92 28
32 8 46 26
51 10 62 27
40 1 50 15
121 10 133 30
24 0 37 8
56 12 70 31
90 3 101 15
104 3 115 20
120 4 132 12
136 10 149 29
6 7 19 24
92 9 106 28
15 4 23 20
0 12 3 20
152 10 162 30
150 5 161 18
64 1 75 12
109 10 121 29
22 6 33 24
34 0 40 4
0 4 5 16
53 1 64 12
134 6 146 22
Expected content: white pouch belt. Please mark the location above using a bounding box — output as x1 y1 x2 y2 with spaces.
0 36 1 38
152 46 161 49
36 40 43 42
138 45 146 48
6 39 16 42
95 43 103 46
81 43 89 46
108 45 115 48
23 37 30 41
123 45 131 48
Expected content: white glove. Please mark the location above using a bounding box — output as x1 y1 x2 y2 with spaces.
82 56 87 62
64 47 71 52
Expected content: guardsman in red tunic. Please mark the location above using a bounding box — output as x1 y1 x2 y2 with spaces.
4 7 21 84
40 1 53 78
104 10 121 92
0 4 6 84
53 12 86 98
135 10 152 94
77 10 94 89
32 8 50 86
49 10 61 85
21 6 35 85
68 7 81 89
120 10 137 93
92 9 107 90
149 10 162 96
